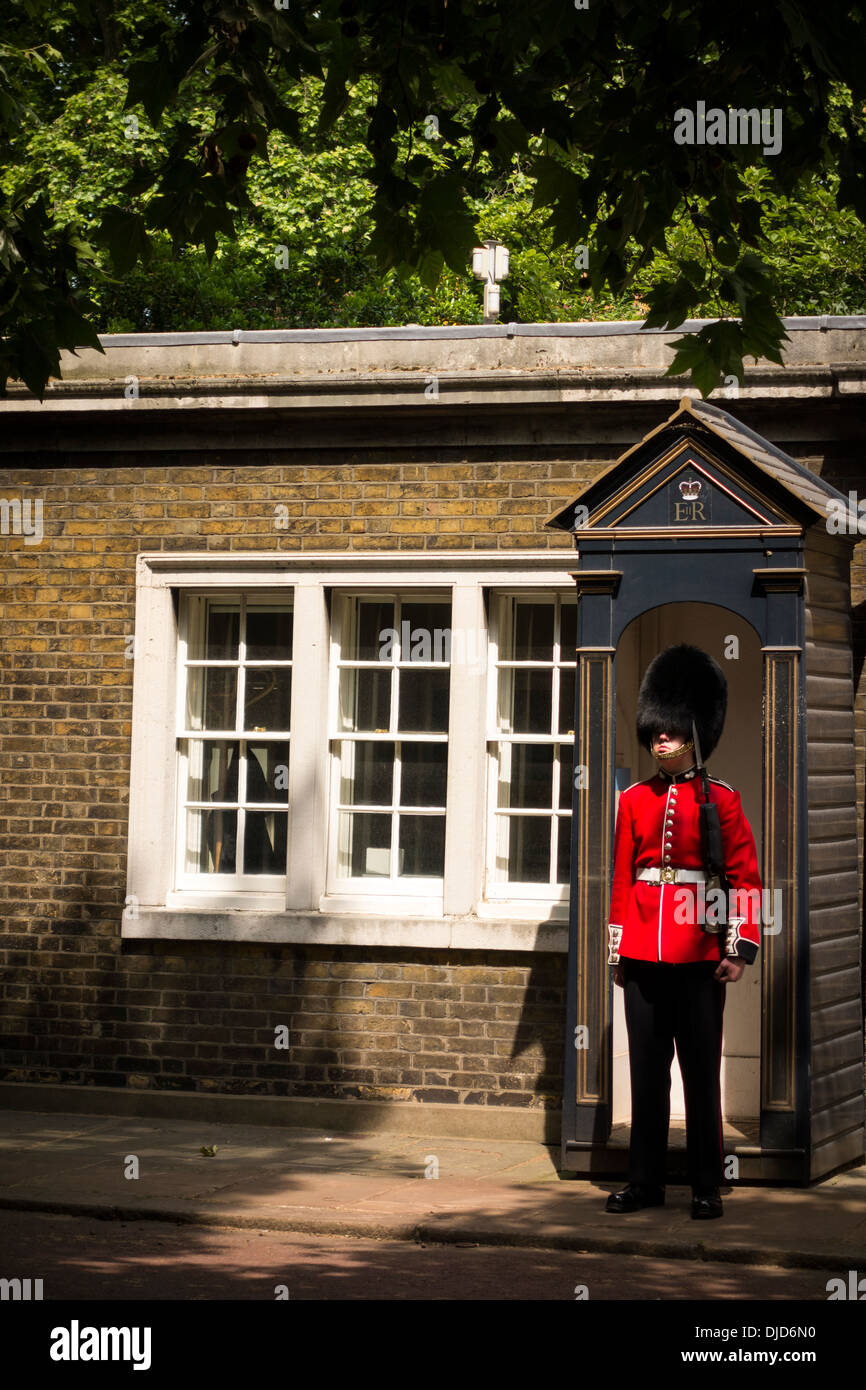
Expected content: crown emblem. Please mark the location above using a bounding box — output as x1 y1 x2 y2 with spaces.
678 476 702 500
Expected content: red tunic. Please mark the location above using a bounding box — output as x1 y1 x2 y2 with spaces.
607 766 762 966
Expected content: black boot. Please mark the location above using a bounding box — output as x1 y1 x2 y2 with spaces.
691 1185 723 1219
605 1182 665 1213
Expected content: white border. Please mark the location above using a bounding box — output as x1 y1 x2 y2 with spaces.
125 551 576 949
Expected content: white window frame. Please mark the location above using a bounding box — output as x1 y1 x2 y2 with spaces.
485 591 577 904
175 591 293 895
125 551 576 951
326 589 451 909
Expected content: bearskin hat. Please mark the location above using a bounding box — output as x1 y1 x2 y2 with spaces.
635 643 727 759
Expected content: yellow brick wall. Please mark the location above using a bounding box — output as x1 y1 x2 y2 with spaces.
0 439 862 1105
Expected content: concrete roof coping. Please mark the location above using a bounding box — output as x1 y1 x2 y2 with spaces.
4 315 861 404
97 315 866 348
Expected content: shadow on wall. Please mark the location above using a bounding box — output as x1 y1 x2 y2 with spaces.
0 864 568 1129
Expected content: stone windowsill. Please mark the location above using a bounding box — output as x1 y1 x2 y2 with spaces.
122 908 569 953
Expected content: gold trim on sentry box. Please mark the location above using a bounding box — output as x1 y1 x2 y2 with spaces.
587 438 801 529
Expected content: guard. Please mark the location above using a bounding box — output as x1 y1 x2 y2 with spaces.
604 644 762 1220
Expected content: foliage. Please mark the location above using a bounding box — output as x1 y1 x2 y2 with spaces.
2 0 866 396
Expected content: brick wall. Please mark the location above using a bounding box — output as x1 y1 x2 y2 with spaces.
0 449 577 1107
1 941 565 1105
0 432 863 1108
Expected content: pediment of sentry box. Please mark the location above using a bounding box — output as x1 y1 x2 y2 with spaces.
590 437 798 529
548 427 807 534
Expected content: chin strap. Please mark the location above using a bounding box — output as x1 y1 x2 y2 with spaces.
655 738 694 760
693 719 727 892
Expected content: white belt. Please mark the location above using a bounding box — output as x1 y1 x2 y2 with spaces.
637 866 709 885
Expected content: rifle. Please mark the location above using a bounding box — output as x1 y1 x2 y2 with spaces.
692 719 729 931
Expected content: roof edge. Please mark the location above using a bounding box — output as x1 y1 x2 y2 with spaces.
92 314 866 348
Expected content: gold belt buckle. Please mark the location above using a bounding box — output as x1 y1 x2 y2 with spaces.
660 866 677 884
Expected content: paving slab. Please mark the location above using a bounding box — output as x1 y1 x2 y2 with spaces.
1 1106 864 1272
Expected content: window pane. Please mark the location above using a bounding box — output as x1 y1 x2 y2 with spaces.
400 743 447 807
330 593 452 893
559 745 573 809
340 740 394 806
558 668 575 735
339 667 391 732
401 601 451 661
246 608 293 660
186 598 240 662
498 744 554 809
184 810 206 873
398 669 449 732
500 815 550 882
337 811 391 876
186 808 238 874
557 816 571 883
355 600 395 661
243 811 287 873
244 667 291 731
196 602 239 661
513 602 554 661
186 740 240 803
246 743 290 804
487 593 576 893
499 668 552 734
186 666 238 731
559 601 576 658
399 815 445 876
179 596 296 882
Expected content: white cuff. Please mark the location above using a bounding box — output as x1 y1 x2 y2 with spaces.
725 918 759 964
608 925 623 966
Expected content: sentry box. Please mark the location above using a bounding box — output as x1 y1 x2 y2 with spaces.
546 394 865 1185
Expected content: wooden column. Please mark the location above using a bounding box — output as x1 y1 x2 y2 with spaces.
761 648 799 1134
563 571 621 1153
754 567 806 1159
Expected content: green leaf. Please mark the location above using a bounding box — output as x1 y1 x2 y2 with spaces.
530 155 581 212
680 258 706 288
96 210 152 275
53 305 102 352
416 175 477 275
124 60 175 126
417 248 444 290
318 51 353 134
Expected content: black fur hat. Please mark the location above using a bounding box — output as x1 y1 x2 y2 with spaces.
636 643 727 758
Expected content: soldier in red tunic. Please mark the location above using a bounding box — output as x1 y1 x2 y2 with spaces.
604 644 762 1220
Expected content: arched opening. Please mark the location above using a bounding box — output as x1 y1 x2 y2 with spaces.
612 603 763 1147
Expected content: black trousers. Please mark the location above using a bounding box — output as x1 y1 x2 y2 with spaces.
621 957 726 1191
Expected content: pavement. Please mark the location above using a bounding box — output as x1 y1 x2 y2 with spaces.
1 1107 865 1273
